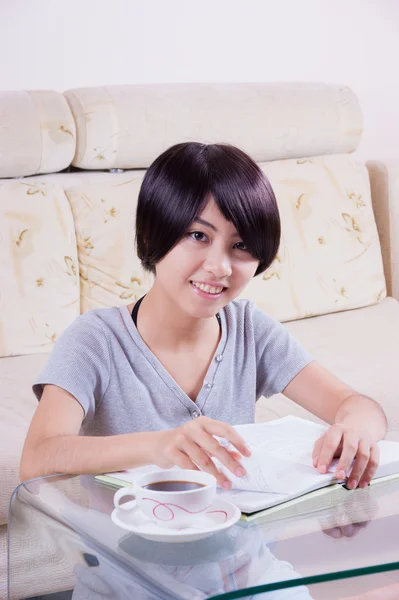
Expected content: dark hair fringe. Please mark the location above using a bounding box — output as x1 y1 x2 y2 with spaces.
135 142 281 276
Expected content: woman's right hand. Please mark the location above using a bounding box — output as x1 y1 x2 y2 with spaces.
151 416 251 489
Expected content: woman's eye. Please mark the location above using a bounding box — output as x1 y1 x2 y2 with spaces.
234 241 248 251
189 231 207 242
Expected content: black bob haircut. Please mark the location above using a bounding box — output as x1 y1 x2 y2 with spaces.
135 142 281 277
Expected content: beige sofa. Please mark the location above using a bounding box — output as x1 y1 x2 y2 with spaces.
1 82 399 599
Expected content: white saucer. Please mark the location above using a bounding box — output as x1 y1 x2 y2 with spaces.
111 497 241 543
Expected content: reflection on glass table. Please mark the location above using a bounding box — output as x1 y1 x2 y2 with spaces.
8 473 399 599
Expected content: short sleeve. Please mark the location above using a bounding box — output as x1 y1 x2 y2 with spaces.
252 305 313 398
32 313 111 418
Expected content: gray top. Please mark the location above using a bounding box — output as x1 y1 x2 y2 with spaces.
33 299 313 436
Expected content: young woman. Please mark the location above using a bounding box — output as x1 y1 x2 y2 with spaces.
21 142 387 491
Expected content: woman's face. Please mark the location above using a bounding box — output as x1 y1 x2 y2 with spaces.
154 197 259 319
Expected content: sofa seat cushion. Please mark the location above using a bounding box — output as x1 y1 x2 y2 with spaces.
256 297 399 442
0 353 49 525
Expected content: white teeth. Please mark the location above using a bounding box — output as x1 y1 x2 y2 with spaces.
191 281 224 294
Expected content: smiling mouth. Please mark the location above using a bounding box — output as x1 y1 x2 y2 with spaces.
190 281 227 295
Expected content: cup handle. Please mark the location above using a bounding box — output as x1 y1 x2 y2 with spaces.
114 487 136 511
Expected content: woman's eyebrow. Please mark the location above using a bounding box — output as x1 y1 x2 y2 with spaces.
193 217 218 232
193 217 240 238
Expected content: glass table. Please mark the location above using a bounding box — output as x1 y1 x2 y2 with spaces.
8 473 399 600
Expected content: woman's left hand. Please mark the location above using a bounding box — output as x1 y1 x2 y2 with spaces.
312 423 380 489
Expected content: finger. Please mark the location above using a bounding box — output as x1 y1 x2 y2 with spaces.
200 418 251 457
340 524 360 538
359 444 380 488
335 430 360 480
179 438 232 489
323 527 344 539
317 426 344 474
312 435 325 467
346 440 371 489
191 429 247 477
168 448 200 472
230 450 244 461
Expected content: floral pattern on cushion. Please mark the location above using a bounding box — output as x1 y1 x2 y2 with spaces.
64 174 153 313
0 181 79 357
238 154 386 321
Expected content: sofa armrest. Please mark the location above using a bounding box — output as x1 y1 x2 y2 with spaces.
367 160 399 301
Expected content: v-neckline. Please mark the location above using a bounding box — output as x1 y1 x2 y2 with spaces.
119 304 228 412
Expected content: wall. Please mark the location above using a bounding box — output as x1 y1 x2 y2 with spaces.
0 0 397 159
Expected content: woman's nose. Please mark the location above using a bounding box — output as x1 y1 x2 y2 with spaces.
203 250 232 278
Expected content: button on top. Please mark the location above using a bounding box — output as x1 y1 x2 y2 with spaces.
192 410 201 418
216 354 223 362
206 382 213 389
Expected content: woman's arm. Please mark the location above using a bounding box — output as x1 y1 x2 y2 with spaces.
20 384 250 487
282 360 387 437
20 384 162 480
282 361 387 488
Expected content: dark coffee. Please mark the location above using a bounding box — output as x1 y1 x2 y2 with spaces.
143 480 206 492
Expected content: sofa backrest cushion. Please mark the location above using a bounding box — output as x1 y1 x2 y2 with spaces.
241 154 386 320
57 155 384 322
61 171 152 313
0 157 385 356
64 83 363 170
0 83 386 357
0 179 79 357
10 152 381 330
0 90 76 178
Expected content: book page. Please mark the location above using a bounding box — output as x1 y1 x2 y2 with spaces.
214 416 332 494
379 440 399 464
222 417 399 496
237 417 326 465
215 448 334 495
108 417 334 496
103 417 399 511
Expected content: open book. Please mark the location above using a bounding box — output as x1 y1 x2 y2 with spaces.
96 416 399 515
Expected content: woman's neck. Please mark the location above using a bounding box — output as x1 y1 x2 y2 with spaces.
132 286 220 352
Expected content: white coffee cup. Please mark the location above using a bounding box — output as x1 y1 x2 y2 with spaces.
113 469 217 529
